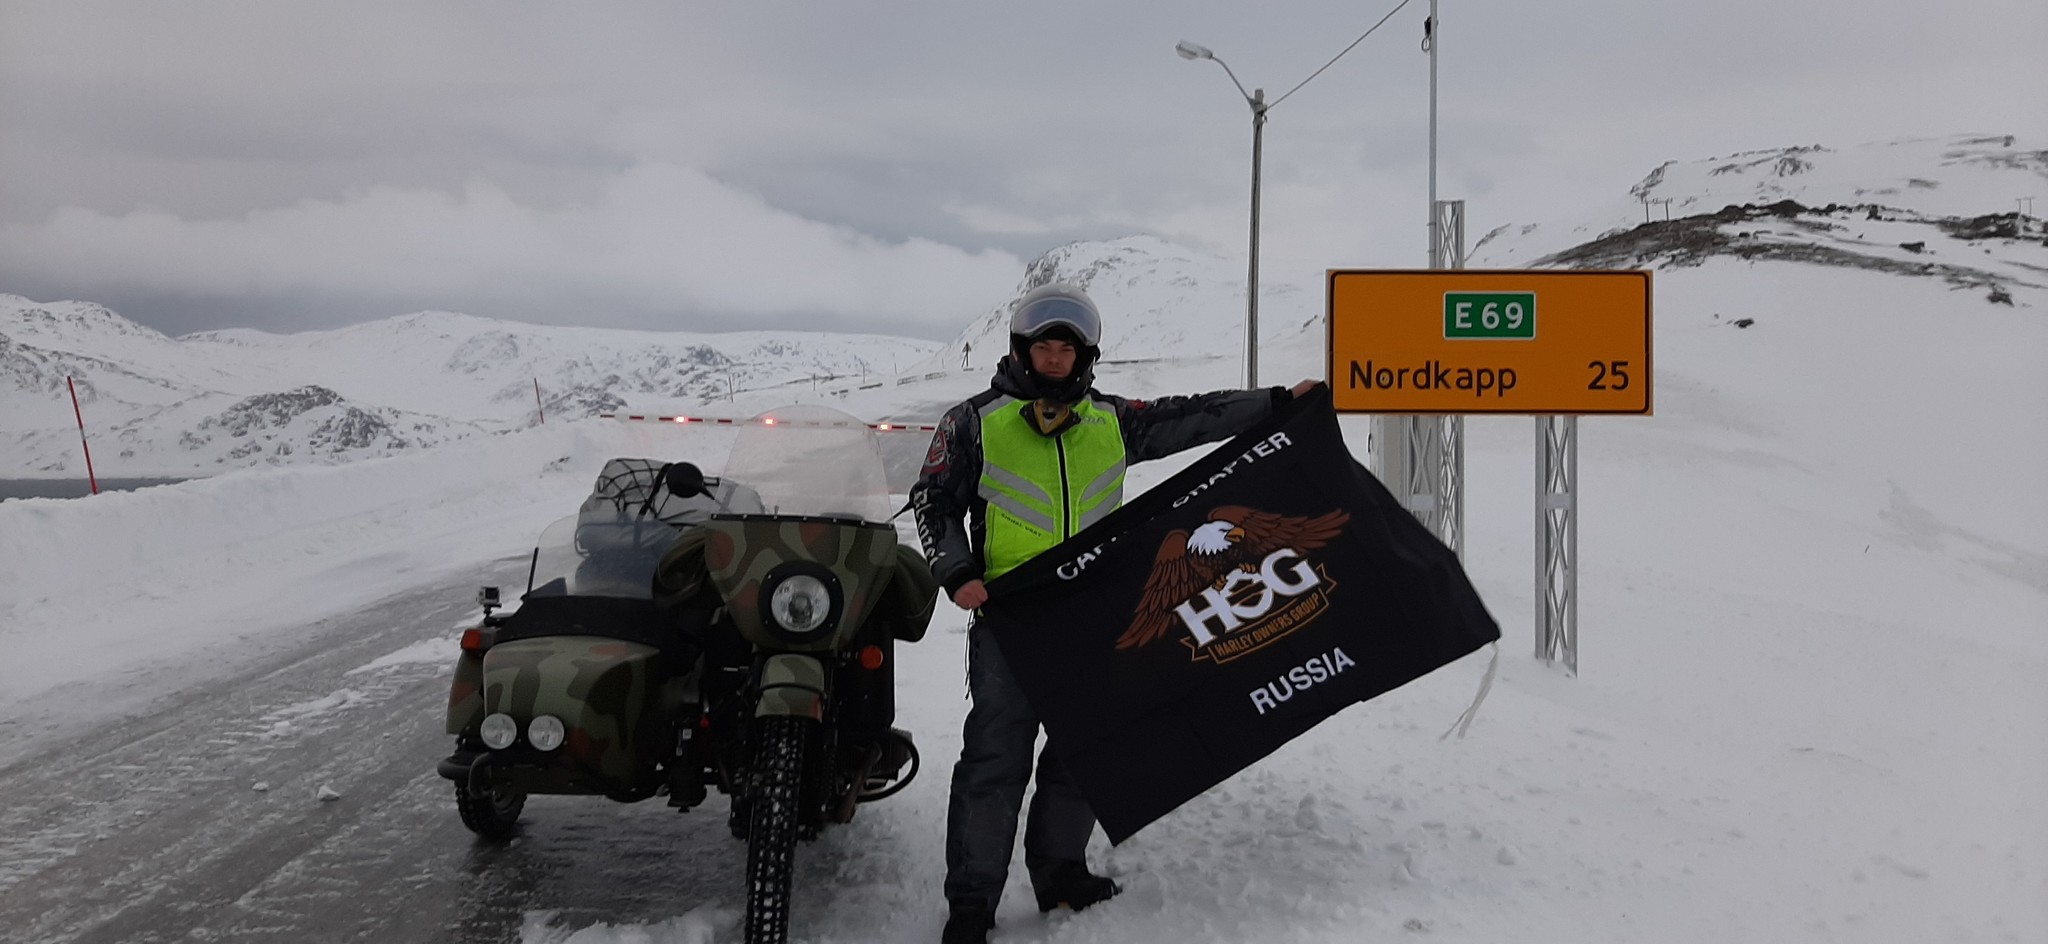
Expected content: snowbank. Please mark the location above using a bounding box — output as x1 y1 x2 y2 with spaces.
0 419 739 714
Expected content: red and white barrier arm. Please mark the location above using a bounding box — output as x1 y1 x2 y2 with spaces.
597 414 941 433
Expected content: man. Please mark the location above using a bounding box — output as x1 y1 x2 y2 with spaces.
911 282 1316 943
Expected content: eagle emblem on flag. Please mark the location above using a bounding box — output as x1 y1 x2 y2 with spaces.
1116 505 1350 651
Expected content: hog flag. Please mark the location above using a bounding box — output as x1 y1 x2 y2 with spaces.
979 386 1499 843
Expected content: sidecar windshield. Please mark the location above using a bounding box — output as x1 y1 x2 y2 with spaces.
524 513 680 600
719 405 893 522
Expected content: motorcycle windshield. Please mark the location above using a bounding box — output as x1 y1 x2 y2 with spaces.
720 404 893 523
525 513 679 600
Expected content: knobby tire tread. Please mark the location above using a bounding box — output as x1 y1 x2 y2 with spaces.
745 716 810 944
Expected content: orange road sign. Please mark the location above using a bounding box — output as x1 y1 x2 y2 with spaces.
1326 269 1652 415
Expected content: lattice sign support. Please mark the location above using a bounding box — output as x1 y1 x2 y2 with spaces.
1371 199 1468 557
1432 199 1465 274
1534 415 1578 674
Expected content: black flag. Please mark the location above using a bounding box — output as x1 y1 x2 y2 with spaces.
979 387 1499 843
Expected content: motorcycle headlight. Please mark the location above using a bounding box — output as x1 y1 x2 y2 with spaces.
480 712 518 750
528 715 566 752
770 576 832 635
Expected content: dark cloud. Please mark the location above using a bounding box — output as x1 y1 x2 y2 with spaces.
50 287 946 342
2 0 2040 338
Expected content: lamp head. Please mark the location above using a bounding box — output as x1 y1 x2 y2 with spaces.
1175 40 1213 61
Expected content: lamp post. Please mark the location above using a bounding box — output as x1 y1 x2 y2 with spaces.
1176 9 1403 386
1176 40 1265 389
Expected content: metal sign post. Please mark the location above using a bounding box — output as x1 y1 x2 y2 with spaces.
1536 415 1578 674
1372 200 1469 556
1430 201 1466 557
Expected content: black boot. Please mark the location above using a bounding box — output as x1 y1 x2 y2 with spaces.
1030 859 1121 913
940 899 995 944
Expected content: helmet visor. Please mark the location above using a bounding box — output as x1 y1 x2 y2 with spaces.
1010 296 1102 347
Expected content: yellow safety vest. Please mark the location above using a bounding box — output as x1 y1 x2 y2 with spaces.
976 395 1127 581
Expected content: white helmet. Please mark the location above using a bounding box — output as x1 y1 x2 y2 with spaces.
1005 283 1102 403
1008 283 1102 348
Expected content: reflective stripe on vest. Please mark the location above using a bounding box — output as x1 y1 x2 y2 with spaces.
977 395 1127 581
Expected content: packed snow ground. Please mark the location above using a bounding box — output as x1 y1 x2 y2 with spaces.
3 251 2042 942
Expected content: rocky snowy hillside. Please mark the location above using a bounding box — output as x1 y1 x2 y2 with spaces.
0 234 1330 477
1474 134 2047 308
905 234 1321 376
0 300 939 476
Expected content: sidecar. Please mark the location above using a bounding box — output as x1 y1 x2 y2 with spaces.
437 458 761 836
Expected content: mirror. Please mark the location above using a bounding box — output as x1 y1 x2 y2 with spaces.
663 462 708 498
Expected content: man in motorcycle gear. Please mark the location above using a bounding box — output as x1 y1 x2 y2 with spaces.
911 282 1317 943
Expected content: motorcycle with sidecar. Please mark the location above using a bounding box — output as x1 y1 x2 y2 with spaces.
437 405 937 943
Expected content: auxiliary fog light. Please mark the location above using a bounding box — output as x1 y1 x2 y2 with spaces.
528 715 567 752
480 713 519 750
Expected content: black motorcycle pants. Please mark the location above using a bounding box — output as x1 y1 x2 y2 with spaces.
943 622 1096 907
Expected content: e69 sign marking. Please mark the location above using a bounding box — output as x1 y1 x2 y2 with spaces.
1444 292 1535 340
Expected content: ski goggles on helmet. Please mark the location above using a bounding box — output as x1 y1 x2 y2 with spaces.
1009 295 1102 347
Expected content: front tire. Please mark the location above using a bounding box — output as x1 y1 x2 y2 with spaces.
455 782 526 841
744 716 811 944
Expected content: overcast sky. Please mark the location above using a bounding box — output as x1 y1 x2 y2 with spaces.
2 1 2042 340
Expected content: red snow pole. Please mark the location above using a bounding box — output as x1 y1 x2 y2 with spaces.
534 378 546 425
67 375 99 495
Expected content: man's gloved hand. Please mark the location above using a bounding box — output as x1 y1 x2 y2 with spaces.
952 579 989 610
1290 379 1322 398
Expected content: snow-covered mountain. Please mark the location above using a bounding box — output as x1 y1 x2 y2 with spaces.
1474 134 2046 309
906 234 1319 377
1 234 1329 477
1 301 229 410
0 300 942 476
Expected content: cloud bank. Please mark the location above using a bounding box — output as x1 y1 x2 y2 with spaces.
0 163 1022 337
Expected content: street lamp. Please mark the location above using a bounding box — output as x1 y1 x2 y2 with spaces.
1176 41 1266 389
1177 8 1412 390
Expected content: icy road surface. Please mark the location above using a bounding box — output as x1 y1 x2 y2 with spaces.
0 562 782 943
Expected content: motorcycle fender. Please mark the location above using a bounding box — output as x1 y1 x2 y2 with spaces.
755 654 827 719
483 637 665 787
445 647 487 736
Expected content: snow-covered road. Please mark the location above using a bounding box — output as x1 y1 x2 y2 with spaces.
0 562 781 942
